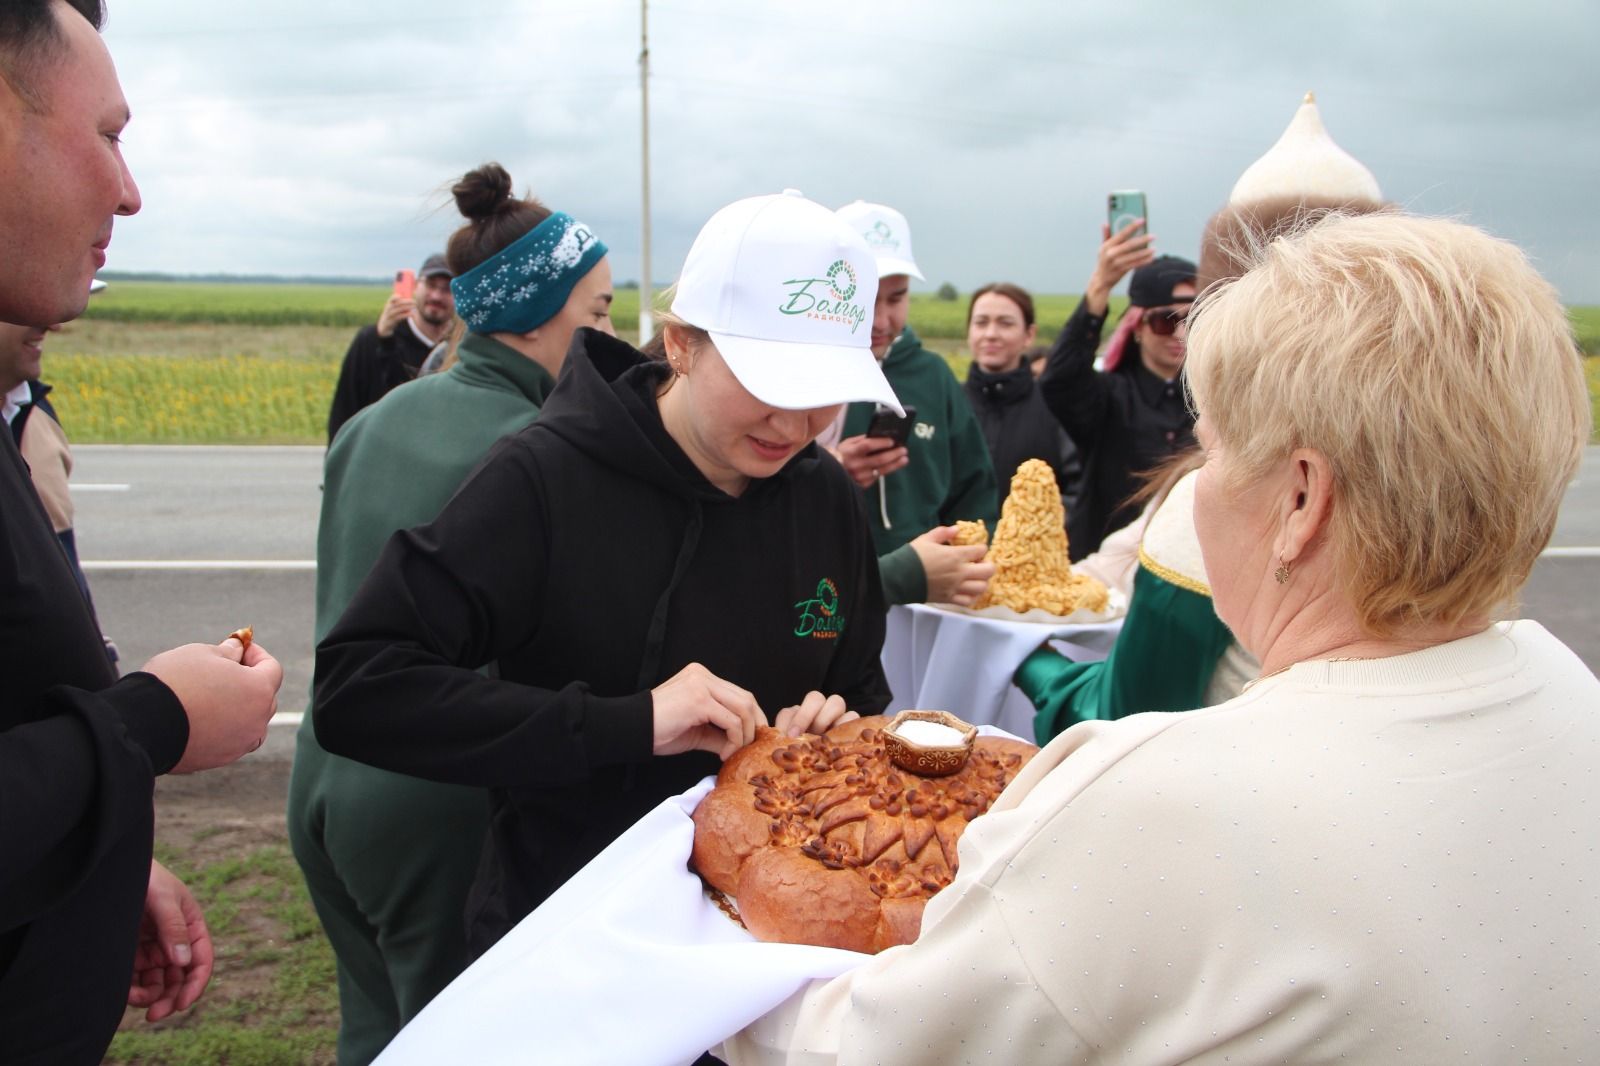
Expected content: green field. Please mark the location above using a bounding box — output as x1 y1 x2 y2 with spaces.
81 281 1101 343
42 280 1600 444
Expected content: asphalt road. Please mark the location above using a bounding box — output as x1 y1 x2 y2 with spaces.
71 444 1600 763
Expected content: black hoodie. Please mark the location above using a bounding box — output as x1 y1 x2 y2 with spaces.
1038 298 1194 557
315 329 890 953
963 361 1081 513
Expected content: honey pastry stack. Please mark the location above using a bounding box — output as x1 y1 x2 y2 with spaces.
972 459 1108 616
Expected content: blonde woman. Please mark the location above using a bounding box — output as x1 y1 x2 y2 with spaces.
722 213 1598 1062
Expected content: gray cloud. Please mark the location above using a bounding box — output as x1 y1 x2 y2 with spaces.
103 0 1600 301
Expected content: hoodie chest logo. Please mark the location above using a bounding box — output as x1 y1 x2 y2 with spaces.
793 578 847 639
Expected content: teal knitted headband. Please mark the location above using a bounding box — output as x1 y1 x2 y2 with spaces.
450 212 608 336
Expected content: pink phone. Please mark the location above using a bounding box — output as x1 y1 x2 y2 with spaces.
393 269 416 301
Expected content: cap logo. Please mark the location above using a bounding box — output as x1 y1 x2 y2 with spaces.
826 259 857 301
778 259 867 333
865 220 900 252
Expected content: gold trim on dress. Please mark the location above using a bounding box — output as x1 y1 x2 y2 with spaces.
1138 546 1212 598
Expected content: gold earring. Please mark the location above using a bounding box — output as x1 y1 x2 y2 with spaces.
1274 557 1291 585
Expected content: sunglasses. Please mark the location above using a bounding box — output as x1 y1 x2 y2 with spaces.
1144 308 1190 337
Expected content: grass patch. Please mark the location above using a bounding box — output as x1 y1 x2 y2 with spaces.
84 281 393 328
1586 356 1600 439
107 843 337 1066
56 319 352 361
78 280 1097 343
1572 306 1600 357
107 1025 334 1066
40 282 1600 444
47 353 337 444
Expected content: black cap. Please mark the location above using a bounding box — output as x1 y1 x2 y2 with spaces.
418 252 452 280
1128 255 1196 308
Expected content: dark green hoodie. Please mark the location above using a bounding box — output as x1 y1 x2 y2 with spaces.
290 331 559 1033
842 328 999 604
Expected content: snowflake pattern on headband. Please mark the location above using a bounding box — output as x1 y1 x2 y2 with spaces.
452 214 607 333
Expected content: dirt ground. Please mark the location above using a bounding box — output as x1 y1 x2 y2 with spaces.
148 757 293 857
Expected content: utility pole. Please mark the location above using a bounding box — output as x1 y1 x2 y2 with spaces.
638 0 654 343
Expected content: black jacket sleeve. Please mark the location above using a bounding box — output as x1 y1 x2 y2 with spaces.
1 673 186 929
1038 298 1112 453
313 441 654 789
326 325 396 443
935 378 1001 531
1056 425 1084 511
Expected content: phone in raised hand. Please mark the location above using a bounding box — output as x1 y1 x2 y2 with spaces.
392 269 416 301
1108 190 1147 238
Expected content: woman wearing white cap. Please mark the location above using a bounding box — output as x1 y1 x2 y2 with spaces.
313 190 897 962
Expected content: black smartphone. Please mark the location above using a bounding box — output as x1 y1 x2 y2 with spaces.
865 404 917 447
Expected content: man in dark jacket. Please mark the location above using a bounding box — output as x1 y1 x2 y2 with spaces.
0 3 283 1060
831 200 997 606
326 253 455 441
1 317 119 662
1039 225 1196 559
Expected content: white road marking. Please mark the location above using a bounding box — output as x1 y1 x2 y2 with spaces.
69 483 131 492
271 711 305 726
81 560 317 570
1540 547 1600 558
75 443 325 453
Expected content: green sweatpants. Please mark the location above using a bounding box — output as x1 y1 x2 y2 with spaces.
287 716 490 1065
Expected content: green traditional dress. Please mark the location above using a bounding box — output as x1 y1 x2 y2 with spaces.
1016 470 1256 743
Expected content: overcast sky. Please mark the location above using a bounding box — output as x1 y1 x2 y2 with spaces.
100 0 1600 302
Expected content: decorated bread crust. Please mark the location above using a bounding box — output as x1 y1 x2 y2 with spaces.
690 716 1036 953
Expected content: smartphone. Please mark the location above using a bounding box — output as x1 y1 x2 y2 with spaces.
392 269 416 301
1108 190 1147 238
865 404 918 447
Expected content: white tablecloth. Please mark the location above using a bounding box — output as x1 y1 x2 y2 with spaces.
376 724 1029 1065
882 603 1124 738
374 778 863 1066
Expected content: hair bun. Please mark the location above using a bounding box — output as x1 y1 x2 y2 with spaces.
453 163 515 222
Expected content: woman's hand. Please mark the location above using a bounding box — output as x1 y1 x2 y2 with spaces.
650 662 764 760
910 526 996 606
836 433 909 489
1085 220 1157 315
774 691 859 738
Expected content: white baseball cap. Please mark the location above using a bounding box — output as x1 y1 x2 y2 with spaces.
835 200 925 281
671 190 904 415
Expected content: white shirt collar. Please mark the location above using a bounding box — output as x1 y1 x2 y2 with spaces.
1 381 32 427
404 315 435 345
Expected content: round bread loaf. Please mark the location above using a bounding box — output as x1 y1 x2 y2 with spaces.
690 716 1036 953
